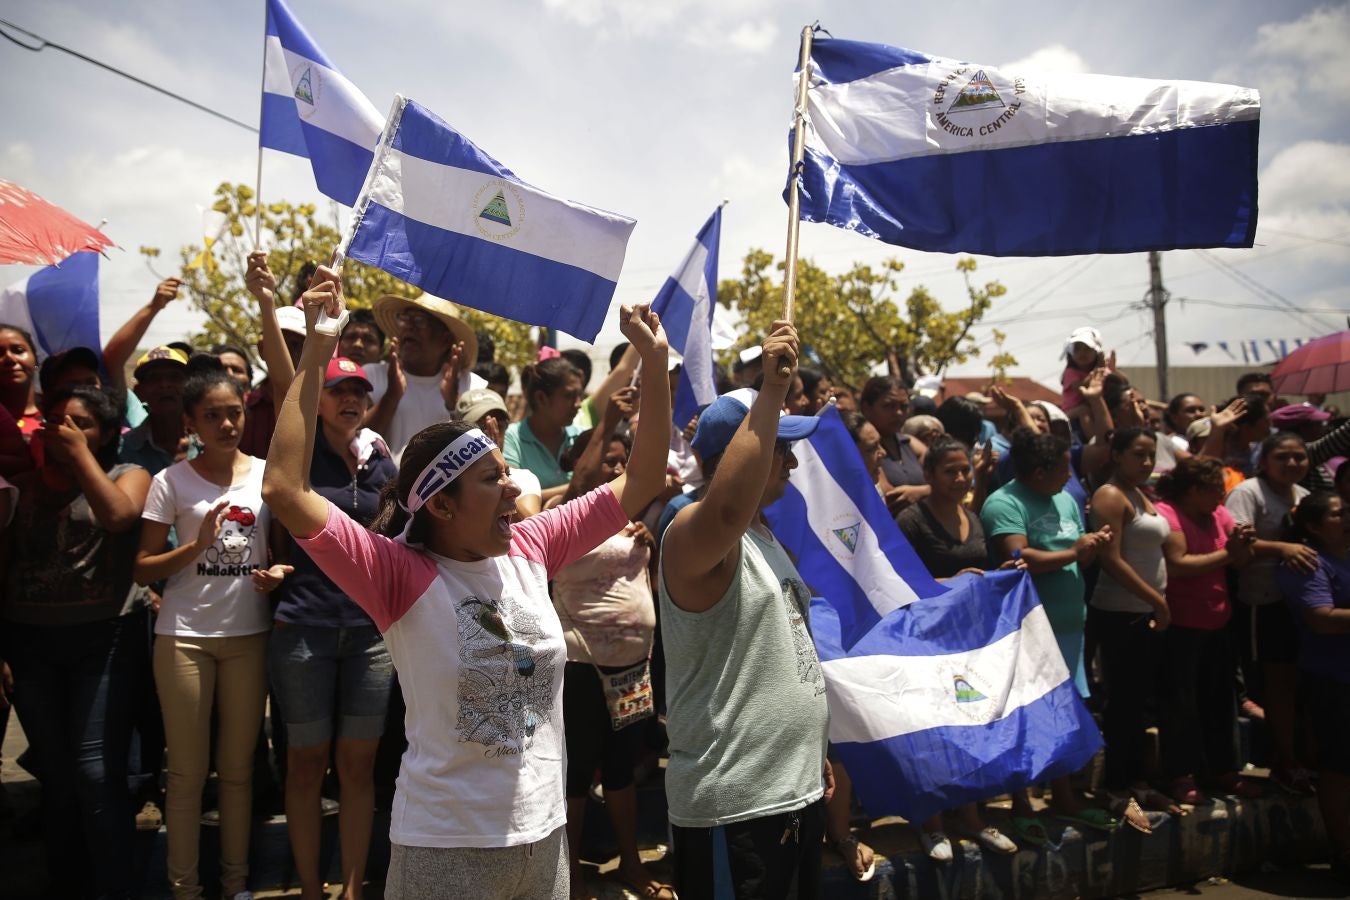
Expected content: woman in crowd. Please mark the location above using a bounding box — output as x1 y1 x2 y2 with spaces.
552 422 672 899
1155 457 1257 805
262 268 672 900
269 356 397 900
899 437 1020 857
1 385 152 899
981 428 1113 843
860 376 928 513
845 411 885 494
0 323 41 436
1225 432 1318 796
1277 493 1350 879
1088 428 1171 828
796 365 833 416
134 358 289 900
504 356 585 505
1162 394 1207 454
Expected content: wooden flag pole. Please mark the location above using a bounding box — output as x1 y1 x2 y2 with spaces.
252 1 269 249
779 24 815 376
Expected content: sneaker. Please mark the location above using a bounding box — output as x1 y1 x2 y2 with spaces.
920 830 953 863
974 826 1017 855
231 892 254 900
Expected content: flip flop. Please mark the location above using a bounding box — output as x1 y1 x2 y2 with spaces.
1008 815 1050 848
617 873 678 900
1132 786 1186 817
1055 807 1119 833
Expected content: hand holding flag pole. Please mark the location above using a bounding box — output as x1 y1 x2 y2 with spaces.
778 24 816 378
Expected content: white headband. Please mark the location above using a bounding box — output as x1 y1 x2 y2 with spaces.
404 428 497 514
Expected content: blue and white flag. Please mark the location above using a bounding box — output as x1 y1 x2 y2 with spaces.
0 251 102 359
260 0 383 206
795 36 1261 256
765 406 1102 822
650 208 721 429
342 96 637 342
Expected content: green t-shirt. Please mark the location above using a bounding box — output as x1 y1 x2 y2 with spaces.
980 479 1086 636
502 418 580 490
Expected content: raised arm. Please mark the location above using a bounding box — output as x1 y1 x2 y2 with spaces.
663 322 797 605
102 278 181 390
42 417 150 533
605 306 670 519
565 386 634 502
261 265 343 539
246 252 295 401
587 343 640 426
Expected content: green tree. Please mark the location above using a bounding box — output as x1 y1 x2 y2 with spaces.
140 182 535 373
718 251 1012 389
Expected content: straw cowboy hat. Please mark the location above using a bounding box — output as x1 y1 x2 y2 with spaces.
372 294 478 363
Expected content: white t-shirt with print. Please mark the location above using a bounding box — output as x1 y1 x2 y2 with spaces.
143 459 272 637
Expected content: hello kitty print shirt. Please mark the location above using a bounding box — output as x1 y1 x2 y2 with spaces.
296 484 629 849
143 458 272 637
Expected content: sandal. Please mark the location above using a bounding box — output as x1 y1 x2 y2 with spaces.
1132 786 1186 817
971 826 1018 855
1107 793 1152 835
832 833 877 882
1008 815 1050 848
616 871 678 900
1054 807 1119 833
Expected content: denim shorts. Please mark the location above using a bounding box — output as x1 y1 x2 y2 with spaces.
268 622 394 747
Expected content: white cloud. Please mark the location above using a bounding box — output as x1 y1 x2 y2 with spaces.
1216 5 1350 106
1260 140 1350 213
1000 43 1090 74
541 0 778 53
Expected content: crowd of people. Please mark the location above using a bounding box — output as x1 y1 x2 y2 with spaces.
0 262 1347 900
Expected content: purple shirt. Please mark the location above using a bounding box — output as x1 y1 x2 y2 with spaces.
1277 550 1350 685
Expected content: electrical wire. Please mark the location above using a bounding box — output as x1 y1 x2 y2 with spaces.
1193 249 1336 332
0 18 258 134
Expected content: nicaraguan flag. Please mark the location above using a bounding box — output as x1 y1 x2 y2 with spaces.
765 406 1102 821
650 208 721 429
0 252 102 359
260 0 383 206
343 96 637 342
796 36 1261 256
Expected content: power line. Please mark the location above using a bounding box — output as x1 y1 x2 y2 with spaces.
1193 249 1335 332
0 18 258 134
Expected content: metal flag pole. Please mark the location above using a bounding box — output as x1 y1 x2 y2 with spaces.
252 0 269 249
778 24 815 376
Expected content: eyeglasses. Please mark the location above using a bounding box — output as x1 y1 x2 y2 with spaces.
396 310 440 332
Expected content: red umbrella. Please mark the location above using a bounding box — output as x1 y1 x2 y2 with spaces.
1271 331 1350 395
0 179 114 266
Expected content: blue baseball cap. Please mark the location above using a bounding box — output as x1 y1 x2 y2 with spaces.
691 389 820 461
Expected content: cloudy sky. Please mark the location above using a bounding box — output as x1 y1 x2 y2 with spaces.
2 0 1347 389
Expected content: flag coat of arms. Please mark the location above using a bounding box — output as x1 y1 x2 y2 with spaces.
765 406 1102 821
796 36 1261 256
260 0 383 206
342 96 636 343
650 208 722 429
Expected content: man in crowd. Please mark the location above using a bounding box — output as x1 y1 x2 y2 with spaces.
365 294 483 462
338 308 386 367
658 323 832 899
119 345 189 475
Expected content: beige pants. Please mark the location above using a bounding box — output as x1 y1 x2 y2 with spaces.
154 632 269 900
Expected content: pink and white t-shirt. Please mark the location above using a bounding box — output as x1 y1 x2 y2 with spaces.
297 484 629 848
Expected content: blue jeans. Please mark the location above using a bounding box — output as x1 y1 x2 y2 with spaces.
3 609 145 900
269 622 393 747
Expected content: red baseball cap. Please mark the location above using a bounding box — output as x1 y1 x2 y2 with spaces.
323 357 373 391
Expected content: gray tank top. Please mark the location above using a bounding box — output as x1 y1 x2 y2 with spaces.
657 524 830 827
1090 488 1169 614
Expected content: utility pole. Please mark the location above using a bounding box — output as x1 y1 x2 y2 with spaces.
1148 251 1169 400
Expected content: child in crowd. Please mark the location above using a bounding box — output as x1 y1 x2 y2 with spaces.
1060 326 1107 422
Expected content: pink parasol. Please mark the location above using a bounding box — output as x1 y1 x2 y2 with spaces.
1271 330 1350 395
0 179 114 266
